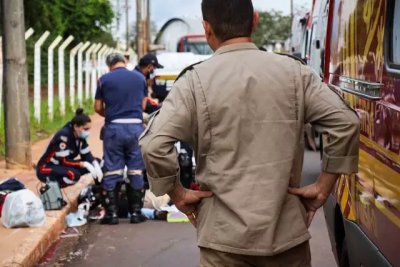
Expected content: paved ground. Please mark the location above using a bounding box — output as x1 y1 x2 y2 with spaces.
302 150 337 267
0 114 104 267
67 222 199 267
0 113 338 267
56 150 338 267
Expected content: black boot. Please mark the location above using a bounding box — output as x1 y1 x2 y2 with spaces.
126 185 147 224
101 189 119 225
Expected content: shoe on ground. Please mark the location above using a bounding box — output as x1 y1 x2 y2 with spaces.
130 212 147 224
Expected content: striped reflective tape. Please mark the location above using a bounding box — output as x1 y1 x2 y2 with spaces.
104 169 124 177
55 150 70 157
50 158 60 165
80 146 90 154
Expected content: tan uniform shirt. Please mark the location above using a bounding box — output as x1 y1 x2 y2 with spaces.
140 43 360 256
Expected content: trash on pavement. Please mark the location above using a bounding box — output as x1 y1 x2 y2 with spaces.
1 189 46 228
0 177 27 218
65 203 89 227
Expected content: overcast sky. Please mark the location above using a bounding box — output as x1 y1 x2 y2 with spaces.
151 0 311 28
112 0 311 41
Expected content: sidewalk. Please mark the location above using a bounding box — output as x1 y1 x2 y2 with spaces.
0 114 104 267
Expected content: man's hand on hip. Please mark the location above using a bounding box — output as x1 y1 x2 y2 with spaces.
288 172 340 227
169 183 213 227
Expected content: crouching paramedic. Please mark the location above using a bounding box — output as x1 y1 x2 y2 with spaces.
95 52 148 225
36 108 103 188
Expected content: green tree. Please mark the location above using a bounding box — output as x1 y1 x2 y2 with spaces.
23 0 115 46
24 0 65 35
253 10 291 48
61 0 114 44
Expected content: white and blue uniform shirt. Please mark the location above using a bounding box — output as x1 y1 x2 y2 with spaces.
95 67 147 123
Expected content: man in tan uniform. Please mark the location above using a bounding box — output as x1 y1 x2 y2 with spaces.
140 0 360 266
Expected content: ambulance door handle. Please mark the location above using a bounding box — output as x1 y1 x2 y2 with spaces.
339 76 382 100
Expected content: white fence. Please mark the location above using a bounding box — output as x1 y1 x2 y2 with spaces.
0 29 117 123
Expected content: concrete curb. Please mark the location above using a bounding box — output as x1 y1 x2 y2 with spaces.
0 114 104 267
0 176 93 267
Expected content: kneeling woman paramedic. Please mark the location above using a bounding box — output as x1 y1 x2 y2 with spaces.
36 108 102 187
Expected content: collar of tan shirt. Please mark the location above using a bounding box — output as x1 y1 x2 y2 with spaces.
214 42 259 56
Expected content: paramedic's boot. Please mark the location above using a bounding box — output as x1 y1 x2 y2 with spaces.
101 189 119 225
126 186 147 224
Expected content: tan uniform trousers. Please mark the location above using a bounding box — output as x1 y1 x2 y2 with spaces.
200 241 311 267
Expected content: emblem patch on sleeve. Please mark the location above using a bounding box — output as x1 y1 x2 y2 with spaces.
60 142 67 150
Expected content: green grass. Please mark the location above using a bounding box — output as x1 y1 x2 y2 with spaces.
0 98 94 157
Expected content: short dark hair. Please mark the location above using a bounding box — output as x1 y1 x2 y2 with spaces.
201 0 254 42
71 108 91 127
106 53 126 67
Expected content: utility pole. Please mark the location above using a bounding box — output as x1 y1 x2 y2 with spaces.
135 0 149 57
290 0 294 30
125 0 129 50
136 0 143 58
290 0 294 53
1 0 32 169
116 0 121 31
146 0 150 51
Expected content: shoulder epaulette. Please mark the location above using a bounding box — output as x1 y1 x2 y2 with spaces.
175 61 204 82
274 52 307 65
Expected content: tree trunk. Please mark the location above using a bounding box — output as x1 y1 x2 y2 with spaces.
2 0 32 169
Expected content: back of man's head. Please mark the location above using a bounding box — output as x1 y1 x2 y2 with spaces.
201 0 254 42
106 53 126 68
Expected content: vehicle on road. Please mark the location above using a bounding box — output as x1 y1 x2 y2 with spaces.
313 0 400 266
291 3 325 151
151 52 211 102
176 34 212 55
151 18 212 102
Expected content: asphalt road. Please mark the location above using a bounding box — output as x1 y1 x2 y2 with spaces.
65 150 337 267
302 150 337 267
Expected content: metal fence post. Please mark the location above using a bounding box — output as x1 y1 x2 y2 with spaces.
100 47 110 76
69 42 83 109
58 35 74 116
47 36 63 121
25 28 34 40
77 42 91 106
91 43 103 99
97 45 108 77
33 31 50 123
103 48 114 74
85 43 97 100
